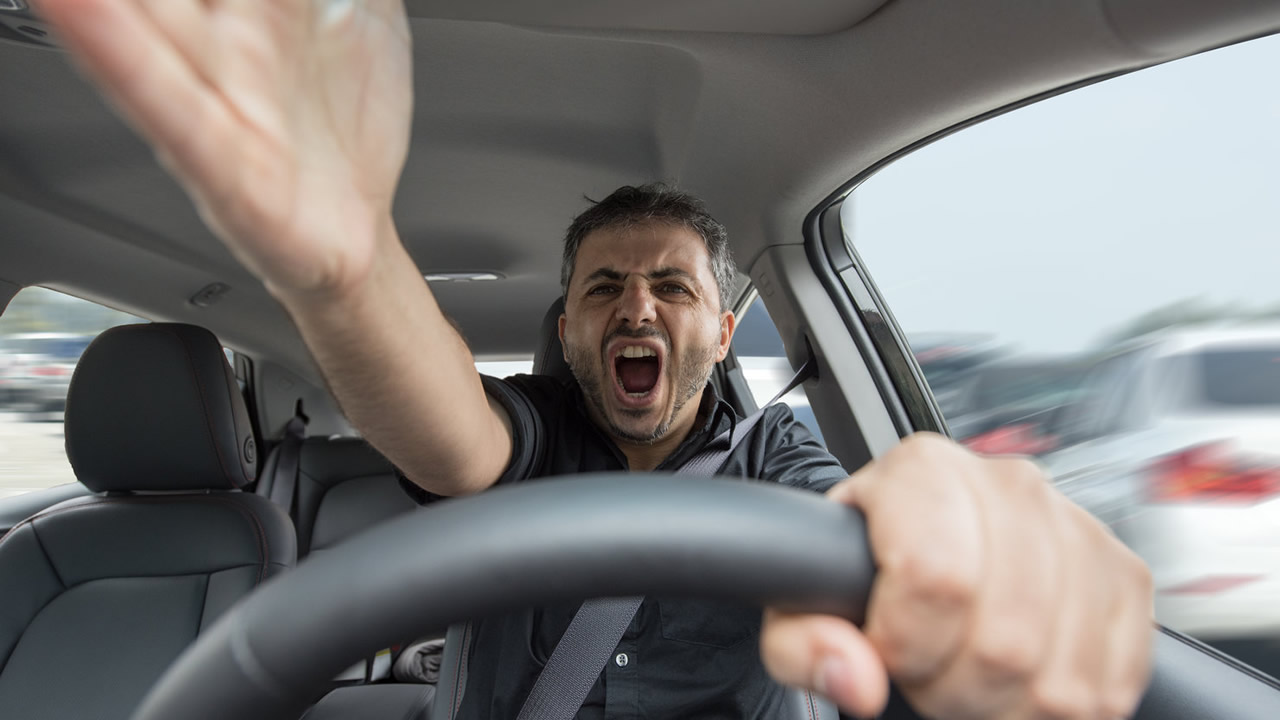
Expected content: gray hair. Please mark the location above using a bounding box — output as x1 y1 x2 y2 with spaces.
560 183 737 310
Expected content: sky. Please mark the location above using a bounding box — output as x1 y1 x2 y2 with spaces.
845 33 1280 355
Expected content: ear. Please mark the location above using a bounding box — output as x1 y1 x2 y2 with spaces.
714 309 736 362
558 314 568 362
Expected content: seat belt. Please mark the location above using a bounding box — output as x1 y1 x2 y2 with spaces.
515 359 817 720
267 400 309 517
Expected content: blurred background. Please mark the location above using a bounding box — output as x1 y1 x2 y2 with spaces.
848 32 1280 677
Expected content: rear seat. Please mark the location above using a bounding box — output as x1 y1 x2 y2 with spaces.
255 430 437 719
255 435 418 561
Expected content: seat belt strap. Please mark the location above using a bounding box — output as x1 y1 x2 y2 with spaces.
514 358 817 720
514 596 646 720
677 357 815 476
267 400 308 516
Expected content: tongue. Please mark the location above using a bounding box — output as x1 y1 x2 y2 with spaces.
617 357 660 394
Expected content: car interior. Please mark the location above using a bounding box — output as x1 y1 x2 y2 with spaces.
3 1 1280 718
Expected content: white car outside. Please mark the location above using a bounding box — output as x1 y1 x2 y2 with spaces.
1042 324 1280 641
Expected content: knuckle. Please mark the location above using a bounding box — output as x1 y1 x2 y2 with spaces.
896 432 965 467
888 552 977 608
994 456 1051 492
1122 546 1153 592
971 630 1040 681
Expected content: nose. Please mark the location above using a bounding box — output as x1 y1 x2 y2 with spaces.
616 280 657 328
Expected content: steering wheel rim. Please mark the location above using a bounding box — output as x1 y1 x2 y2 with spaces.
129 473 1280 720
131 475 875 720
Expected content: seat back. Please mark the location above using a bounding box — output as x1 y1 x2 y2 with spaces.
533 296 572 380
257 436 417 560
0 323 296 720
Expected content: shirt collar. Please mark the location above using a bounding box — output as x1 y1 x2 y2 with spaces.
569 380 741 470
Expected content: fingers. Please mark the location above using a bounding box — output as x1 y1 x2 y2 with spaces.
898 457 1063 719
818 433 1153 719
833 435 984 683
760 609 889 719
32 0 238 196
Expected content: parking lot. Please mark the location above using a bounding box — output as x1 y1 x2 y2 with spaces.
0 411 76 500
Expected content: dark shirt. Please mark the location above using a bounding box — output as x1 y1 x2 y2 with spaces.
400 374 848 719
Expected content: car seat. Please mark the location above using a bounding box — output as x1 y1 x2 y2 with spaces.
0 323 296 720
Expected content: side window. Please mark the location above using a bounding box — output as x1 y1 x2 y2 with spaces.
732 297 825 446
843 34 1280 667
1 288 146 497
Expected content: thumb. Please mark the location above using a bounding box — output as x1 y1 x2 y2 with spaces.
760 608 889 719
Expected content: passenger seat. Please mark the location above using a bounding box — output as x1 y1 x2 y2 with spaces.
0 323 296 720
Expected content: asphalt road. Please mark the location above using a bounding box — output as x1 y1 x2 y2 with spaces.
0 410 76 500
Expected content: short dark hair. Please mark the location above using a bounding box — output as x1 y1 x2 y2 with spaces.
561 183 737 310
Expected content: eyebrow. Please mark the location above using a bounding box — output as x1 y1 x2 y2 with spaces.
582 266 698 284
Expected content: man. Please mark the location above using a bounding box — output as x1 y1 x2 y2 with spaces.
398 183 855 718
32 1 1153 718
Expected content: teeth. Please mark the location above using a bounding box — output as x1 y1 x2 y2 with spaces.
618 346 657 359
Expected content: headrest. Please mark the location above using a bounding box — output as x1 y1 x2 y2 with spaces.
64 323 257 493
533 297 574 382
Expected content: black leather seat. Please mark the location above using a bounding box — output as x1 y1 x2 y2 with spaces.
0 323 296 720
257 437 417 561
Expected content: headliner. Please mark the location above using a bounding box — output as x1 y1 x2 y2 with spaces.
2 0 1278 379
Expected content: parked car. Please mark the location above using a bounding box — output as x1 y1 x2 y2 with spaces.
2 1 1279 719
0 332 93 416
1042 325 1280 645
947 357 1089 456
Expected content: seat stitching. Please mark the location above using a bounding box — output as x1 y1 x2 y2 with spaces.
399 684 437 720
5 495 271 584
0 517 72 675
806 689 816 720
160 325 240 489
452 622 472 718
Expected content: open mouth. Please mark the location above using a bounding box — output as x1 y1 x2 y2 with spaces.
612 344 661 398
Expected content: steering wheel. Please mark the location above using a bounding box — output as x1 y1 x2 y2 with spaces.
130 475 1278 720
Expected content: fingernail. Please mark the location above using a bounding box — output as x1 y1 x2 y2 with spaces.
320 0 356 26
814 653 851 703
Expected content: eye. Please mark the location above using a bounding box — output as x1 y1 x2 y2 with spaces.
588 284 619 296
659 283 689 295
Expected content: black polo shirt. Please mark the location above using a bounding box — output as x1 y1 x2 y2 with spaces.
400 373 848 719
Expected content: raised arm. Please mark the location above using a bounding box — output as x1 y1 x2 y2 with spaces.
32 0 510 496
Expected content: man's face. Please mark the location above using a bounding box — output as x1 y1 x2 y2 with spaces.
560 222 734 445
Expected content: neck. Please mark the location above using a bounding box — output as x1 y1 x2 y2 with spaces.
598 389 708 471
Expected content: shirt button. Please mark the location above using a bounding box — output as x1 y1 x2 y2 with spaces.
615 652 629 668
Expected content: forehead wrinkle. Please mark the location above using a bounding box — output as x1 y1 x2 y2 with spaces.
580 265 702 286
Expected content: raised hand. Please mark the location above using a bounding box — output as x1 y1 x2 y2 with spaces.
32 0 413 298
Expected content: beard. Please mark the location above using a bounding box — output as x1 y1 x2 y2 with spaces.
565 326 718 445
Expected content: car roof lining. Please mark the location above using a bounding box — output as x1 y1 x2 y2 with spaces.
2 0 1280 383
403 0 893 36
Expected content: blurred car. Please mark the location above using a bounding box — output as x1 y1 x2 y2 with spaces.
0 332 94 416
908 332 1006 417
1042 325 1280 642
947 357 1089 456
